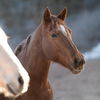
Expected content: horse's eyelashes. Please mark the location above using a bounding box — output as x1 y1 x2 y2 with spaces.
51 33 58 38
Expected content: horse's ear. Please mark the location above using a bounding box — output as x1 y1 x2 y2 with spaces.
43 7 51 24
57 8 67 21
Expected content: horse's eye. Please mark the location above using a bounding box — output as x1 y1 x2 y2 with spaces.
51 33 57 38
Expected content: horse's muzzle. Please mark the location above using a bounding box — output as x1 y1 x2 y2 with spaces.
69 56 85 74
74 58 85 68
7 75 24 97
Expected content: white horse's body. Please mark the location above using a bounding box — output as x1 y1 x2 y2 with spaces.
0 27 30 98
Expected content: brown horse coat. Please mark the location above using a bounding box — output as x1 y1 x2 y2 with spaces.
15 8 85 100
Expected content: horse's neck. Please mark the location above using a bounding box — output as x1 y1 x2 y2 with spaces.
22 25 51 86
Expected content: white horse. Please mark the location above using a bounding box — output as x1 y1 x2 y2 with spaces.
0 27 30 98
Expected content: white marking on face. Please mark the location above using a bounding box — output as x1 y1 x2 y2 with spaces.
58 25 67 37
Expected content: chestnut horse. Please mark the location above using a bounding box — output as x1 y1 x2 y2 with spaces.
0 27 30 99
15 8 85 100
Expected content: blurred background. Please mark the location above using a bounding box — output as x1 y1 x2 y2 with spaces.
0 0 100 100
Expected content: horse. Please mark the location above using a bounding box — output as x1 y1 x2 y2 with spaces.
0 27 30 99
15 8 85 100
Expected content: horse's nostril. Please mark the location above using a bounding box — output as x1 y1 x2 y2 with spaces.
18 76 24 86
80 58 85 65
74 58 85 68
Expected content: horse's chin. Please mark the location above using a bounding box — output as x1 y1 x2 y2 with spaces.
0 88 14 98
69 65 84 74
0 93 17 100
0 87 21 99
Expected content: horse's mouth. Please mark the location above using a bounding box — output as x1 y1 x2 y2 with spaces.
7 85 19 96
69 65 84 74
7 84 22 98
0 87 17 98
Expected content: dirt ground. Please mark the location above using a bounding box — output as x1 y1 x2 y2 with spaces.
49 59 100 100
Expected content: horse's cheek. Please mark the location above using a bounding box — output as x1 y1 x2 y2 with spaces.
42 38 56 59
